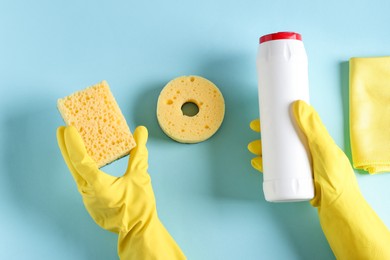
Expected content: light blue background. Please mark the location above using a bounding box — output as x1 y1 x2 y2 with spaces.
1 0 390 259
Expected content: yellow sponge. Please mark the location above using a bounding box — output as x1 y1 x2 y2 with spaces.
157 76 225 143
57 80 136 168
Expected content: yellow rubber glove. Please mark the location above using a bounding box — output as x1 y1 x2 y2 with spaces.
248 100 390 259
57 125 186 260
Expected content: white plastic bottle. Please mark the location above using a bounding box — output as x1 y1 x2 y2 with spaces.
256 32 314 202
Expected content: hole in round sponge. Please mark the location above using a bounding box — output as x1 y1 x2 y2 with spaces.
181 101 199 117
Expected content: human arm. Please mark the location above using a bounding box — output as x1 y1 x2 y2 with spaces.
248 100 390 259
57 125 186 260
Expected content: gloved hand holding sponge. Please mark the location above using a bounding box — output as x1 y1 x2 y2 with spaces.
57 125 186 260
248 100 390 259
56 81 185 259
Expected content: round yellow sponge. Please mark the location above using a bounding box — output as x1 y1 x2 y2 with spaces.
157 75 225 143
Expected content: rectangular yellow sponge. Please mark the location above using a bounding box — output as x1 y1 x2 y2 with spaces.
57 80 136 168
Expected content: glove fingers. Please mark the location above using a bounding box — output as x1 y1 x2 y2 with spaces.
64 126 102 186
57 126 87 187
251 157 263 173
248 140 262 156
249 119 262 173
250 119 261 132
126 126 149 175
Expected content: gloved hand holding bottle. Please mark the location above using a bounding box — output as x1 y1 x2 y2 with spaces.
57 125 186 260
248 100 390 259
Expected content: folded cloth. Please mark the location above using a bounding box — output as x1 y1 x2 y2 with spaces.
350 56 390 174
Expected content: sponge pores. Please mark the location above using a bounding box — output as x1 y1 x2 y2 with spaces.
57 80 136 168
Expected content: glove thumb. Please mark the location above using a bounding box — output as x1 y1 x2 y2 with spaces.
126 126 149 175
292 100 358 205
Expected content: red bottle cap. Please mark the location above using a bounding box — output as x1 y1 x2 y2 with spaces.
259 32 302 44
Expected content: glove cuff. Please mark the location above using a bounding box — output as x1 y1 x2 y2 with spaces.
117 218 186 260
